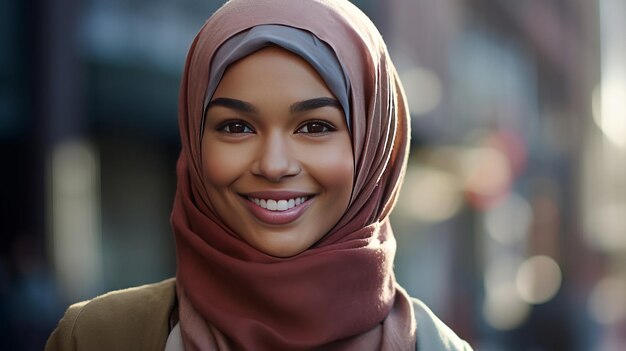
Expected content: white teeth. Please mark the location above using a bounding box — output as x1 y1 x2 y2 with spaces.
277 200 288 211
267 199 277 210
247 196 308 212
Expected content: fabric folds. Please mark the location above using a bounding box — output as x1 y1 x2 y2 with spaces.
171 0 414 349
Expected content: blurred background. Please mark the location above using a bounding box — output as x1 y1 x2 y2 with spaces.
1 0 625 350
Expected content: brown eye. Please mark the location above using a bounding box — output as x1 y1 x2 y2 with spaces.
297 121 335 134
218 121 254 134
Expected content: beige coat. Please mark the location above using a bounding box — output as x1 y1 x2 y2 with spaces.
45 278 176 351
46 278 473 351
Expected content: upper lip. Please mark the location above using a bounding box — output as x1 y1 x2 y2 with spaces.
240 190 315 201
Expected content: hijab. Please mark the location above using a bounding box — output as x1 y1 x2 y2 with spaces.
171 0 414 349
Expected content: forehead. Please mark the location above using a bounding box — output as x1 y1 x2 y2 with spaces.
212 47 334 100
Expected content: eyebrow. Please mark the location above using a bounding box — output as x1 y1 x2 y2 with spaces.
290 97 341 114
207 98 259 114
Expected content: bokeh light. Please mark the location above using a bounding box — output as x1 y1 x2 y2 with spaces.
400 66 443 116
483 255 531 330
50 140 102 301
588 276 626 325
596 0 626 149
516 255 562 305
461 146 512 209
484 192 532 245
398 166 463 223
585 202 626 252
593 84 626 150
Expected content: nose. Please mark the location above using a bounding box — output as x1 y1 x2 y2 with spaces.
251 133 300 182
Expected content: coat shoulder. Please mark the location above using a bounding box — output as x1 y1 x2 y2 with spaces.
45 278 176 351
411 298 473 351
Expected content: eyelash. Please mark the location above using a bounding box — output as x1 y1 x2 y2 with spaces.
216 120 254 134
296 120 336 134
216 120 337 135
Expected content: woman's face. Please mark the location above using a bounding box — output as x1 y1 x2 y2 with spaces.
202 47 354 257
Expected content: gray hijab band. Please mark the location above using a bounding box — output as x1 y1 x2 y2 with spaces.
202 24 351 133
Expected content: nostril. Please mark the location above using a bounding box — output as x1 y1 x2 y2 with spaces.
252 143 300 181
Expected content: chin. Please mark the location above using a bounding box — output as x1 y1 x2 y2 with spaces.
253 237 312 258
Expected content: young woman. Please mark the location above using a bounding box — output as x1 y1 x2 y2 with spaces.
47 0 473 350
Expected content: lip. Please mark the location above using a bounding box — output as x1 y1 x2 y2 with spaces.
239 191 315 225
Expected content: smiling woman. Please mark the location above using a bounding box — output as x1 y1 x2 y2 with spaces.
46 0 472 350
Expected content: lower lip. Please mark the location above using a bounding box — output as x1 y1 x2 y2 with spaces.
242 197 314 225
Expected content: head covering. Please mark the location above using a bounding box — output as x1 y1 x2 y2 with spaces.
171 0 415 349
202 24 351 133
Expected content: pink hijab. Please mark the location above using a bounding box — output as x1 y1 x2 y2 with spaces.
171 0 415 349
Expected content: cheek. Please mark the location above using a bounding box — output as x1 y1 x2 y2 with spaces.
201 141 245 189
304 140 354 199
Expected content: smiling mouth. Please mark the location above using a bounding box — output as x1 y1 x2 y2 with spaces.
246 196 311 211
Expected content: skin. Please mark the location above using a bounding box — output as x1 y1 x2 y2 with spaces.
201 46 354 257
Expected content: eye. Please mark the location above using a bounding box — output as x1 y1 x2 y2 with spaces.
296 121 336 134
217 120 254 134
